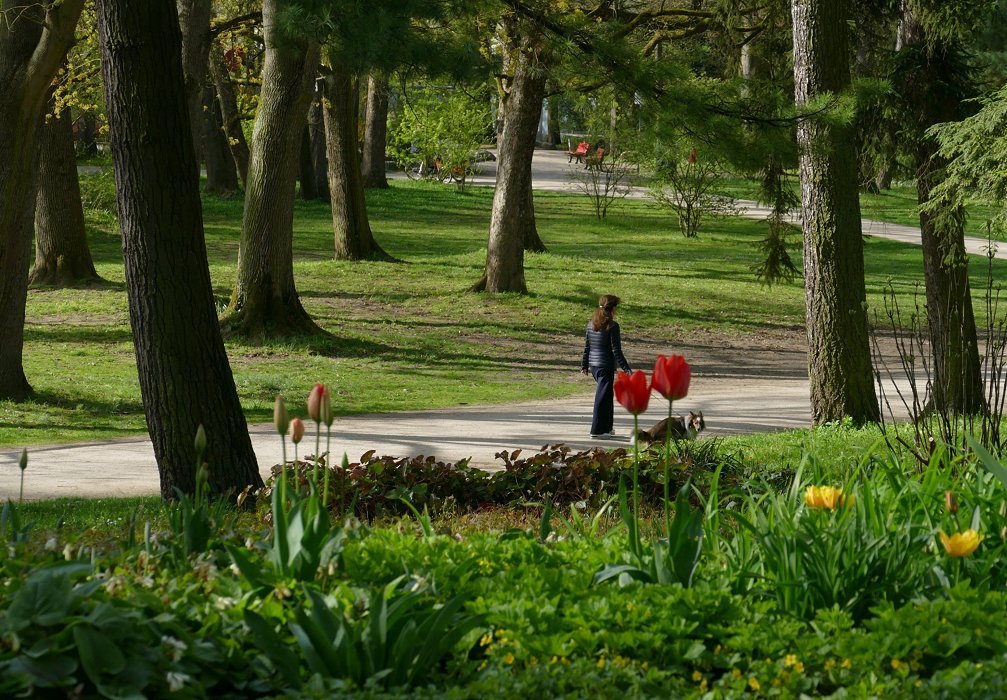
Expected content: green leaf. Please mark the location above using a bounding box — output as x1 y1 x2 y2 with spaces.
243 610 302 687
72 624 126 682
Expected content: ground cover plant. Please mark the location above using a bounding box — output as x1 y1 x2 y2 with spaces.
7 175 1007 448
3 404 1007 698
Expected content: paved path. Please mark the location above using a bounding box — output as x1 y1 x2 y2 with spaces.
9 152 956 501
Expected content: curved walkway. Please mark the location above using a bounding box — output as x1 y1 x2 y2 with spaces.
7 152 953 500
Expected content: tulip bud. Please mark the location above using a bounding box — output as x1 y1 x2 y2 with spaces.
307 384 325 422
945 490 958 514
273 395 289 435
19 448 27 472
289 417 305 444
320 388 333 427
194 424 207 455
197 462 209 485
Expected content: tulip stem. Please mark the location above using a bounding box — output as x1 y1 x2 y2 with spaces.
313 421 321 489
322 426 331 508
632 413 641 558
279 435 288 512
664 400 673 536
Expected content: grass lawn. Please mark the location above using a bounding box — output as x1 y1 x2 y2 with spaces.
6 174 1007 448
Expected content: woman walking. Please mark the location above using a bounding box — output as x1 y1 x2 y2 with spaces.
581 294 633 438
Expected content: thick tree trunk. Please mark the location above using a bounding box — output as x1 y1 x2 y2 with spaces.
223 0 323 338
472 30 547 293
29 99 102 286
0 0 84 401
897 10 984 415
307 86 330 201
791 0 879 424
97 0 261 499
323 65 391 261
77 112 99 157
202 84 239 195
361 73 390 189
177 0 213 167
209 43 250 187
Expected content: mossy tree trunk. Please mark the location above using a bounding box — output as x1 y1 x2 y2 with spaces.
791 0 879 424
361 73 390 189
0 0 84 401
96 0 262 499
323 64 391 261
472 28 547 293
29 94 102 287
223 0 324 338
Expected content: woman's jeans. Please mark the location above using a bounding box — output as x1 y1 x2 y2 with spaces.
590 366 614 435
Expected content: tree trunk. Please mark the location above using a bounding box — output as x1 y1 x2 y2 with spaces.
361 73 390 189
299 124 318 200
223 0 323 338
209 43 250 187
323 65 392 261
29 98 102 286
546 94 561 147
177 0 213 167
202 84 239 195
472 30 547 293
97 0 261 499
307 85 330 201
897 9 984 414
0 0 84 401
791 0 879 424
77 112 98 157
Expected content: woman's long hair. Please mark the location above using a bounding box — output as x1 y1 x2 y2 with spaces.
592 294 620 331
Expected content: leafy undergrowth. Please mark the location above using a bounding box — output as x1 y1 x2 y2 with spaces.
4 437 1007 697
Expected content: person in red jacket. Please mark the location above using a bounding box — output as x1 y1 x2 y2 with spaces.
581 294 633 438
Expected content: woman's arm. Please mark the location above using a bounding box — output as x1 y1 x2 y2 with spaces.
609 324 632 373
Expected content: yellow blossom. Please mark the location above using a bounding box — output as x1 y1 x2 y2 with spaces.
693 671 703 682
783 654 799 668
503 653 515 665
748 677 761 691
841 658 852 669
891 659 904 671
939 529 983 557
732 669 742 680
805 485 852 509
824 659 837 671
597 657 605 669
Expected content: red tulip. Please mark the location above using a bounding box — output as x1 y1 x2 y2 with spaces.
652 355 691 401
289 417 305 444
307 383 326 423
615 370 650 415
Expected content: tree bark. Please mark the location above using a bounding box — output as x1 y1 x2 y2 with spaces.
202 84 239 195
177 0 213 167
298 124 318 200
307 85 330 201
546 94 561 148
222 0 323 338
96 0 261 499
209 43 250 187
361 73 390 189
472 29 547 293
897 9 984 414
791 0 879 424
323 65 392 261
29 98 102 286
0 0 84 401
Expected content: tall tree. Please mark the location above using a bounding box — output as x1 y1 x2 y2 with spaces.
209 42 251 187
0 0 85 401
791 0 879 424
471 23 547 292
323 63 392 260
361 72 390 189
894 3 985 414
203 84 240 195
177 0 213 165
96 0 262 499
222 0 323 338
29 94 102 287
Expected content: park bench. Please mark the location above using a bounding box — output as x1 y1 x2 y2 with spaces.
585 146 606 169
566 140 589 163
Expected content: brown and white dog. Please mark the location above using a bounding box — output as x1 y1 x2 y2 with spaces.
633 411 705 445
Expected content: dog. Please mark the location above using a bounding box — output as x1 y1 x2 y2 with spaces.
633 411 705 446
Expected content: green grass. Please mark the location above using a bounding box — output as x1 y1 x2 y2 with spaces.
7 174 1007 448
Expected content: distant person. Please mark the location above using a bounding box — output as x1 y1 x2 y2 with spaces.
581 294 632 438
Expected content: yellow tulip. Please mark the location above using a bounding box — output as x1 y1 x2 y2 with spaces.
804 485 851 510
939 529 982 557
